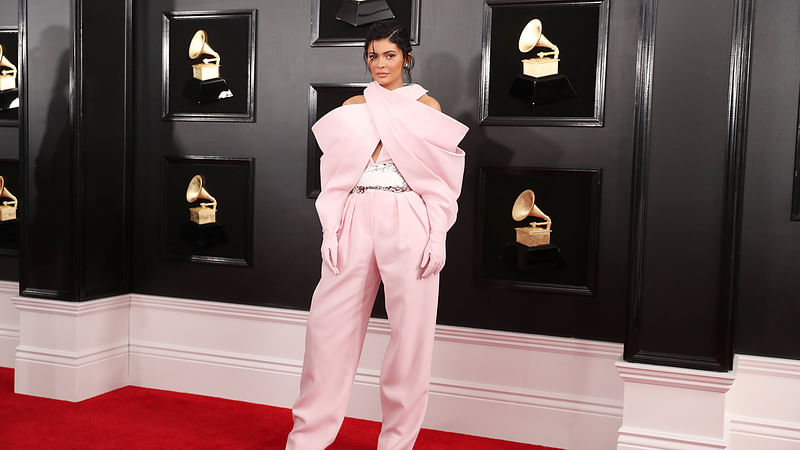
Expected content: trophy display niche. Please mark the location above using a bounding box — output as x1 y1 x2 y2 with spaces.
336 0 396 27
0 176 18 222
0 44 19 112
503 189 561 271
186 175 217 224
185 30 233 104
508 19 577 106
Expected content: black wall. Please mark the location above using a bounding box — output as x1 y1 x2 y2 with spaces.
0 0 18 281
623 0 745 371
18 0 129 300
735 0 800 360
75 0 131 298
20 0 74 296
131 0 642 343
8 0 795 361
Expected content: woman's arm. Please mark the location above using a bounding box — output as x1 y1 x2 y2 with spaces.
343 95 366 106
417 94 441 112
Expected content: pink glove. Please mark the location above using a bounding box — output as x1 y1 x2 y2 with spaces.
420 231 446 279
321 231 340 275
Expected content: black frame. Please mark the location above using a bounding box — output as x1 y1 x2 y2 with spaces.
161 10 256 122
623 0 752 372
792 84 800 221
160 155 255 267
0 26 19 127
477 167 602 295
479 0 609 126
0 158 19 256
307 82 369 198
311 0 421 47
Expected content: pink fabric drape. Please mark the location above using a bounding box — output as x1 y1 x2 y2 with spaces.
312 81 468 237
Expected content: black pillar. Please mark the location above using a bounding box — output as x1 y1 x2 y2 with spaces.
19 0 131 301
624 0 752 371
0 0 20 281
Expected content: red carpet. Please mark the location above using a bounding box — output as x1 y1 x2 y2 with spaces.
0 368 560 449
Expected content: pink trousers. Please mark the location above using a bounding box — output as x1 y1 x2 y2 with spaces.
286 189 440 450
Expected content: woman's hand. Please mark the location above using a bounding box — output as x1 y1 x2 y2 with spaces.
321 231 340 275
420 232 446 279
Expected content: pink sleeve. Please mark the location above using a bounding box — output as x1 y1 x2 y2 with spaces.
311 105 379 234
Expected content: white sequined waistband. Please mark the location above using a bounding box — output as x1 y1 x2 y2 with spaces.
352 162 411 194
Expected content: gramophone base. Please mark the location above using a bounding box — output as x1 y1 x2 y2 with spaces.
0 75 15 92
0 205 16 222
184 78 233 104
0 88 19 111
181 222 228 249
336 0 395 27
509 74 577 106
515 226 551 247
192 63 220 81
521 58 559 78
189 207 217 225
502 242 561 272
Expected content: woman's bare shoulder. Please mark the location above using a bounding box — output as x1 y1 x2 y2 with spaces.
417 94 442 112
343 95 366 106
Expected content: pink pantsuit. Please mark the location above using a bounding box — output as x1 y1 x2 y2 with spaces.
286 82 467 450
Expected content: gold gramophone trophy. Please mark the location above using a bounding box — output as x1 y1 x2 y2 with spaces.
186 175 217 225
502 189 561 271
336 0 396 27
512 189 551 247
508 19 576 106
182 174 228 248
0 43 19 112
0 176 18 222
185 30 233 104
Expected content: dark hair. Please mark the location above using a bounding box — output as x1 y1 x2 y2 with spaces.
363 20 414 83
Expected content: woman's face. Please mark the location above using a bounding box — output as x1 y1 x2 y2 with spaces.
366 39 408 90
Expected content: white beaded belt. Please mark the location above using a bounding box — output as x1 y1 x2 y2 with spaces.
351 162 411 194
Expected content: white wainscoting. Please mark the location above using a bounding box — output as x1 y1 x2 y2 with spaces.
2 291 799 449
12 295 130 401
128 294 625 450
0 281 19 368
616 360 736 450
728 355 800 450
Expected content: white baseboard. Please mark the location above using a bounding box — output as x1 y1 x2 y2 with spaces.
14 344 129 401
0 281 19 368
617 427 728 450
129 293 625 450
728 356 800 450
616 360 736 450
12 295 130 401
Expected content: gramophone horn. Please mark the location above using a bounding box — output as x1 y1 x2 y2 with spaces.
185 175 217 209
518 19 559 57
188 30 220 64
0 44 17 76
511 189 550 223
0 176 17 207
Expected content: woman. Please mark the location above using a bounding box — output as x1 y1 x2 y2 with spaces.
286 20 468 450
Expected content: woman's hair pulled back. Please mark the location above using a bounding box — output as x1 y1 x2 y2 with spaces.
363 20 414 82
